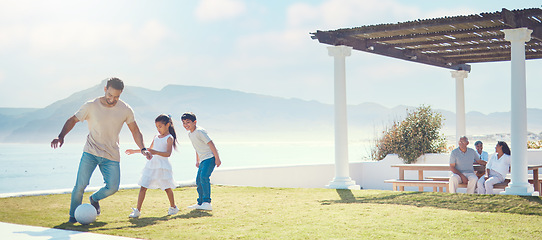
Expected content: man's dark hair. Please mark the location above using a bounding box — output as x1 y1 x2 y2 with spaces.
106 77 124 91
181 112 197 122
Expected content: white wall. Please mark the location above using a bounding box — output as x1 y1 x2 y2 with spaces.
211 164 335 188
211 150 542 191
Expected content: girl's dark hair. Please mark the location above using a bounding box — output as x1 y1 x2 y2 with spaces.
155 114 178 149
498 141 511 155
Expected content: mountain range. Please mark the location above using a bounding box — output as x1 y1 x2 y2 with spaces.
1 80 541 143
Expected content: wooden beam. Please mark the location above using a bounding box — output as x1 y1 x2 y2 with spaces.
334 11 502 37
501 8 542 41
356 40 471 71
388 34 506 47
367 25 505 43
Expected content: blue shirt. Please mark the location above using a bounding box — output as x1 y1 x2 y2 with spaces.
477 151 488 162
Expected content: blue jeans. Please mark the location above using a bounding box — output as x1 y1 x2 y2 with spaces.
69 152 120 217
196 157 216 205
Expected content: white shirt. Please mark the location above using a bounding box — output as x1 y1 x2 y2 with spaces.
188 126 214 162
486 153 511 177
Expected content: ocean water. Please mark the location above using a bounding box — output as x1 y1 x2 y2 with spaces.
0 141 373 194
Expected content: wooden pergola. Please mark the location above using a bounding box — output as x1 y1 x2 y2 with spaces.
311 8 542 196
311 8 542 72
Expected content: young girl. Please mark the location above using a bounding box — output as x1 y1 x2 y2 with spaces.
125 114 179 217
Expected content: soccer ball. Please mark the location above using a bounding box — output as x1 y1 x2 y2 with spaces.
74 203 97 225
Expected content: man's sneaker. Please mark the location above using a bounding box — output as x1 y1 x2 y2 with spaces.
196 202 212 211
129 208 141 218
68 216 77 223
89 196 101 216
168 206 179 215
187 203 200 209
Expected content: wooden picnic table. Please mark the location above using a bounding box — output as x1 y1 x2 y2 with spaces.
391 164 542 193
390 164 485 191
528 164 542 193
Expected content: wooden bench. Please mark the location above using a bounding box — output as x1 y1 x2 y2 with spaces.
388 164 542 193
385 178 511 192
425 177 510 190
426 176 542 190
385 179 449 192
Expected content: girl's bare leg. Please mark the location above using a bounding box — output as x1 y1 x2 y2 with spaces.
137 187 148 211
165 188 176 208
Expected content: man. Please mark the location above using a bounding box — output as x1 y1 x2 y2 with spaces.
449 136 485 194
51 78 152 223
474 140 489 178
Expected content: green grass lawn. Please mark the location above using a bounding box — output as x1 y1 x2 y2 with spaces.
1 186 542 239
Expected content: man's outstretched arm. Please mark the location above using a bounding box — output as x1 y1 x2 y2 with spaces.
51 115 79 148
127 121 152 160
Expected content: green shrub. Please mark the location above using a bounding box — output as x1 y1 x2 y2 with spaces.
371 105 447 164
528 140 542 149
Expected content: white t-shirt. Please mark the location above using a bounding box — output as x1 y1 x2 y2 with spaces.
486 153 511 177
75 97 135 162
188 126 214 162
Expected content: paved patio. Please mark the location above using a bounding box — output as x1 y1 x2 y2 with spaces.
0 222 138 240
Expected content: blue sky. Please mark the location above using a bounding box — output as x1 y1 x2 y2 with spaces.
0 0 541 114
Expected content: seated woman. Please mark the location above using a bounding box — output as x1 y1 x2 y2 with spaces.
476 141 511 194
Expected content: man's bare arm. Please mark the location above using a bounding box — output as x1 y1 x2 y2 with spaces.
51 115 79 148
127 121 152 160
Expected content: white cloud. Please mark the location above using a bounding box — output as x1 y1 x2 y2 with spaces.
287 0 421 30
237 0 426 54
195 0 247 22
235 28 310 54
225 0 489 110
0 19 172 62
232 0 425 68
285 0 479 31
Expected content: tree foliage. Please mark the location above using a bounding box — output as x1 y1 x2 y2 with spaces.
528 140 542 149
371 105 447 164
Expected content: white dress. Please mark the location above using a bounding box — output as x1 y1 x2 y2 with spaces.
138 134 176 190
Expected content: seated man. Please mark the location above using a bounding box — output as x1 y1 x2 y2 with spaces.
449 136 485 194
474 140 488 178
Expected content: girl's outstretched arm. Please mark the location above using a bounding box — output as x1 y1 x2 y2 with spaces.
125 139 154 156
125 149 141 155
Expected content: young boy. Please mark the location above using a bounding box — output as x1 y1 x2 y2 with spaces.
181 112 221 211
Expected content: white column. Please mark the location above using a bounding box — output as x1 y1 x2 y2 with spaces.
326 46 360 190
451 70 468 143
502 28 537 196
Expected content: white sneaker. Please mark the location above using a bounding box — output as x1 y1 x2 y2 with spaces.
196 202 212 211
187 203 200 209
129 208 141 218
168 206 179 215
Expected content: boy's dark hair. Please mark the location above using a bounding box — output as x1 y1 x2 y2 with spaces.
106 77 124 91
181 112 197 122
155 114 178 149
